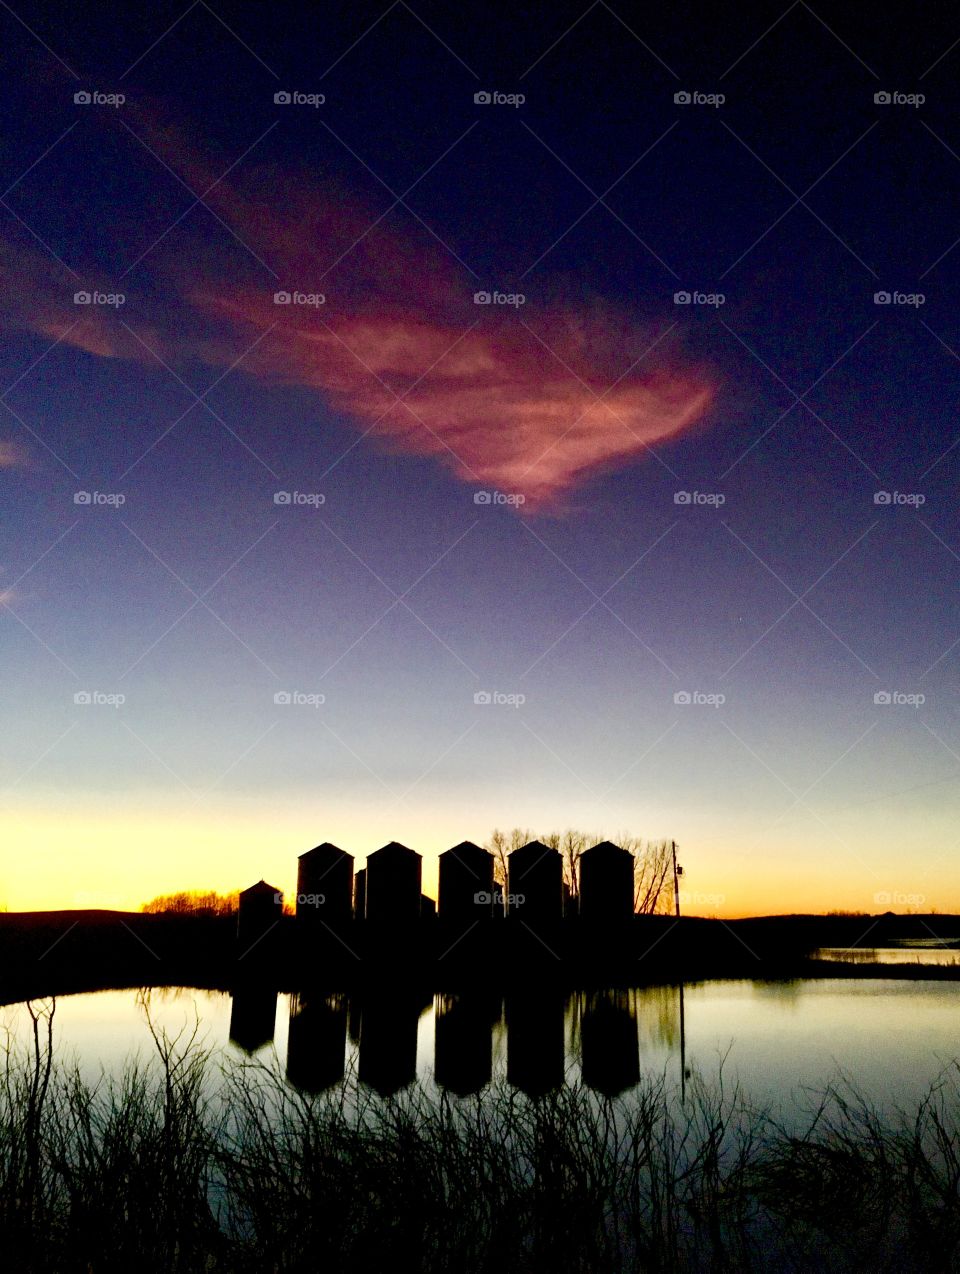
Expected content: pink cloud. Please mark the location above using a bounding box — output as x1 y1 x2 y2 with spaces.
0 126 714 509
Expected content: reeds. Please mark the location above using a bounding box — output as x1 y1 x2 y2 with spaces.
2 1005 960 1271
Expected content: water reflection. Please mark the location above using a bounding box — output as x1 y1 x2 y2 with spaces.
815 947 960 967
228 984 278 1054
434 991 496 1096
25 977 960 1117
356 989 433 1096
286 991 347 1091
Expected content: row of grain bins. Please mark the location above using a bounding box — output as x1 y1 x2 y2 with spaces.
238 839 636 939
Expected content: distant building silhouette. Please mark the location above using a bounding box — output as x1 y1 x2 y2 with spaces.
237 880 283 949
354 867 366 920
296 843 353 926
420 893 436 920
507 840 563 924
438 841 495 920
579 841 635 922
365 841 422 925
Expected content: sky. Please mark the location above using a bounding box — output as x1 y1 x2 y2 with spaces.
2 0 960 916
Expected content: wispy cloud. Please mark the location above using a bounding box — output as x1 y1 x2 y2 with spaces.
0 125 714 509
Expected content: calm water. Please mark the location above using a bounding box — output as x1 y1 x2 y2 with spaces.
4 979 960 1118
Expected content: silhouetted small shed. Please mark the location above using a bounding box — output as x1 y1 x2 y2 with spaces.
438 841 495 920
354 868 367 920
237 880 283 948
365 841 422 924
579 840 635 921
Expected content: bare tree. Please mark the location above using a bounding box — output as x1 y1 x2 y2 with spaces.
620 835 674 914
485 827 532 889
486 827 676 914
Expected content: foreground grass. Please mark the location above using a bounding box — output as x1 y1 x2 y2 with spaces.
2 1002 960 1271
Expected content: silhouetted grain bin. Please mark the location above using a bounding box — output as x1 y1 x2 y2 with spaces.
438 841 495 920
296 842 353 925
354 868 366 920
420 894 436 920
579 840 635 922
365 841 422 925
237 880 283 948
507 840 563 924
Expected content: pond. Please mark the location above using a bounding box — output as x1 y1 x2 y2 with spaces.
4 977 960 1120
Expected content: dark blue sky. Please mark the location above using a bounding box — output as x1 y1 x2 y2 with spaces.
2 0 959 913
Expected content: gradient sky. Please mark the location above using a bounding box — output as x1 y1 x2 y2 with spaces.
2 1 960 916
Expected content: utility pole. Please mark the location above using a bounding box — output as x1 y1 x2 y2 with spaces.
671 840 682 917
